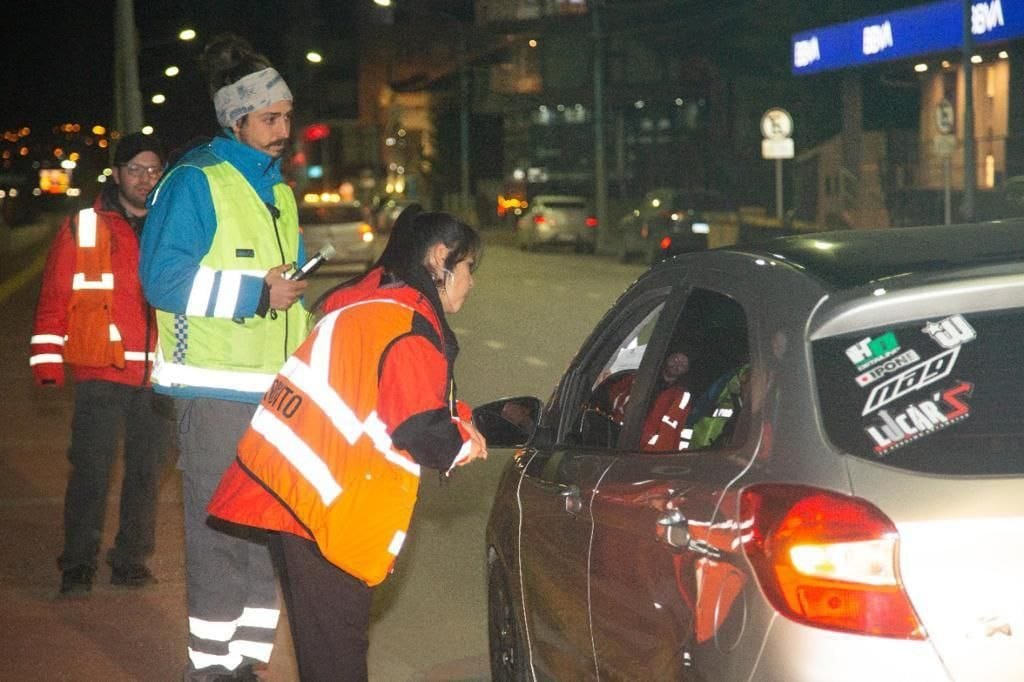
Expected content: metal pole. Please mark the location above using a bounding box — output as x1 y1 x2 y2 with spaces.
961 0 976 221
775 158 783 223
459 45 471 216
592 2 609 253
944 157 952 225
115 0 144 134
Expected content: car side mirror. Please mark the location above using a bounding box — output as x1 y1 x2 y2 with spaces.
472 396 542 448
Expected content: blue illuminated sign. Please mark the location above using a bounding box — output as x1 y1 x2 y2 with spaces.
792 0 1024 75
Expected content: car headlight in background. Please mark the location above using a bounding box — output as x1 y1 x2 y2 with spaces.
359 223 375 242
692 222 710 234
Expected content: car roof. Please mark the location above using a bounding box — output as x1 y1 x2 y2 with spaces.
727 221 1024 290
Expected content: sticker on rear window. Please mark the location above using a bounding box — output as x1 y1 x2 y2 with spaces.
854 349 921 387
845 331 900 370
864 380 973 455
862 346 960 415
922 314 977 349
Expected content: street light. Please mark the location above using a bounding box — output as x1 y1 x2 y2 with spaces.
114 0 197 135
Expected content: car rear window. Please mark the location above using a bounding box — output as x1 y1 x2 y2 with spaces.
299 205 366 225
812 308 1024 475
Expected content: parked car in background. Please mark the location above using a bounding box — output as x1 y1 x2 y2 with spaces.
618 188 727 264
476 222 1024 681
298 199 377 273
515 194 597 252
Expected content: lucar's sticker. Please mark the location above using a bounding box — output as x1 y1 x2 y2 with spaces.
864 381 973 455
845 331 900 370
922 314 976 349
862 346 960 415
855 349 921 387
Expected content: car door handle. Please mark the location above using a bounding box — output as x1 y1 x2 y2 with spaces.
656 510 721 558
657 509 685 527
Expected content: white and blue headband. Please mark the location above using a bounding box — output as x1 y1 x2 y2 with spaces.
213 67 293 128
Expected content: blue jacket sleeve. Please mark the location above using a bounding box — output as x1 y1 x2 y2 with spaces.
139 167 265 318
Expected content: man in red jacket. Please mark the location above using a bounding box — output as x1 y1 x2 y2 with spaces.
30 132 173 595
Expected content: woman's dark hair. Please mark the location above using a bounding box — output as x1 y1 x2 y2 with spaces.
376 204 482 282
200 33 274 97
311 203 481 315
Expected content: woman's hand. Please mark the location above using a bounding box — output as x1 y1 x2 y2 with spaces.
459 418 488 465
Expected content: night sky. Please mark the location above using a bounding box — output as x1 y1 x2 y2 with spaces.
2 1 305 144
2 1 925 146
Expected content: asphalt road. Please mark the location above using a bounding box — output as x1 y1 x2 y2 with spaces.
0 217 645 681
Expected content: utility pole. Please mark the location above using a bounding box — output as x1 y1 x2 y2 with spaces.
458 27 472 219
961 0 976 222
114 0 144 135
592 1 609 253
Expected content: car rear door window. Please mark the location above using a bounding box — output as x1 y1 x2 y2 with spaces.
813 309 1024 474
636 288 751 453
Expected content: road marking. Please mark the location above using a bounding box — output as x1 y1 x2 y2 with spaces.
523 356 549 367
484 340 506 350
0 246 48 305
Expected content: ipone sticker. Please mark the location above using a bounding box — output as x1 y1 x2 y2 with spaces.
864 380 973 455
855 348 921 387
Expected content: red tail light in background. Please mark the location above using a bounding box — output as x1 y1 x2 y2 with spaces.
659 236 673 251
740 484 925 640
586 216 598 228
533 215 547 225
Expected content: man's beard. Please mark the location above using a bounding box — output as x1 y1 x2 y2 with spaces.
119 188 148 213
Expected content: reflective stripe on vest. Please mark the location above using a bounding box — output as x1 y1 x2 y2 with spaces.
152 359 277 393
71 272 114 290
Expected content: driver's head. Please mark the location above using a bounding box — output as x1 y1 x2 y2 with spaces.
661 351 690 383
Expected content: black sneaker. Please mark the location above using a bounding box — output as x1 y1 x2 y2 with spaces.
110 563 157 588
59 565 95 595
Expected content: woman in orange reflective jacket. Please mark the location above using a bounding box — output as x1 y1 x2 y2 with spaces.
207 205 487 680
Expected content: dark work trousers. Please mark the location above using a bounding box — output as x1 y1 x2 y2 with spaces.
176 398 280 681
269 532 374 682
59 380 171 571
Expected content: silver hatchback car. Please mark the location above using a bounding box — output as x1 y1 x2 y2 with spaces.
515 194 597 252
475 222 1024 681
298 201 377 273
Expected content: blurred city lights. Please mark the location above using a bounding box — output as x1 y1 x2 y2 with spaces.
164 65 180 77
306 51 324 64
151 94 167 104
179 28 197 41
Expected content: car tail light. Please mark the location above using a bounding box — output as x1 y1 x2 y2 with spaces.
740 484 925 640
533 215 547 225
359 222 374 243
659 236 673 251
586 216 598 228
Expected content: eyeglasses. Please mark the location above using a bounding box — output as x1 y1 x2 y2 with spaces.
120 163 163 179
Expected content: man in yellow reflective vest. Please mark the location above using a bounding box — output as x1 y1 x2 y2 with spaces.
139 34 309 681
